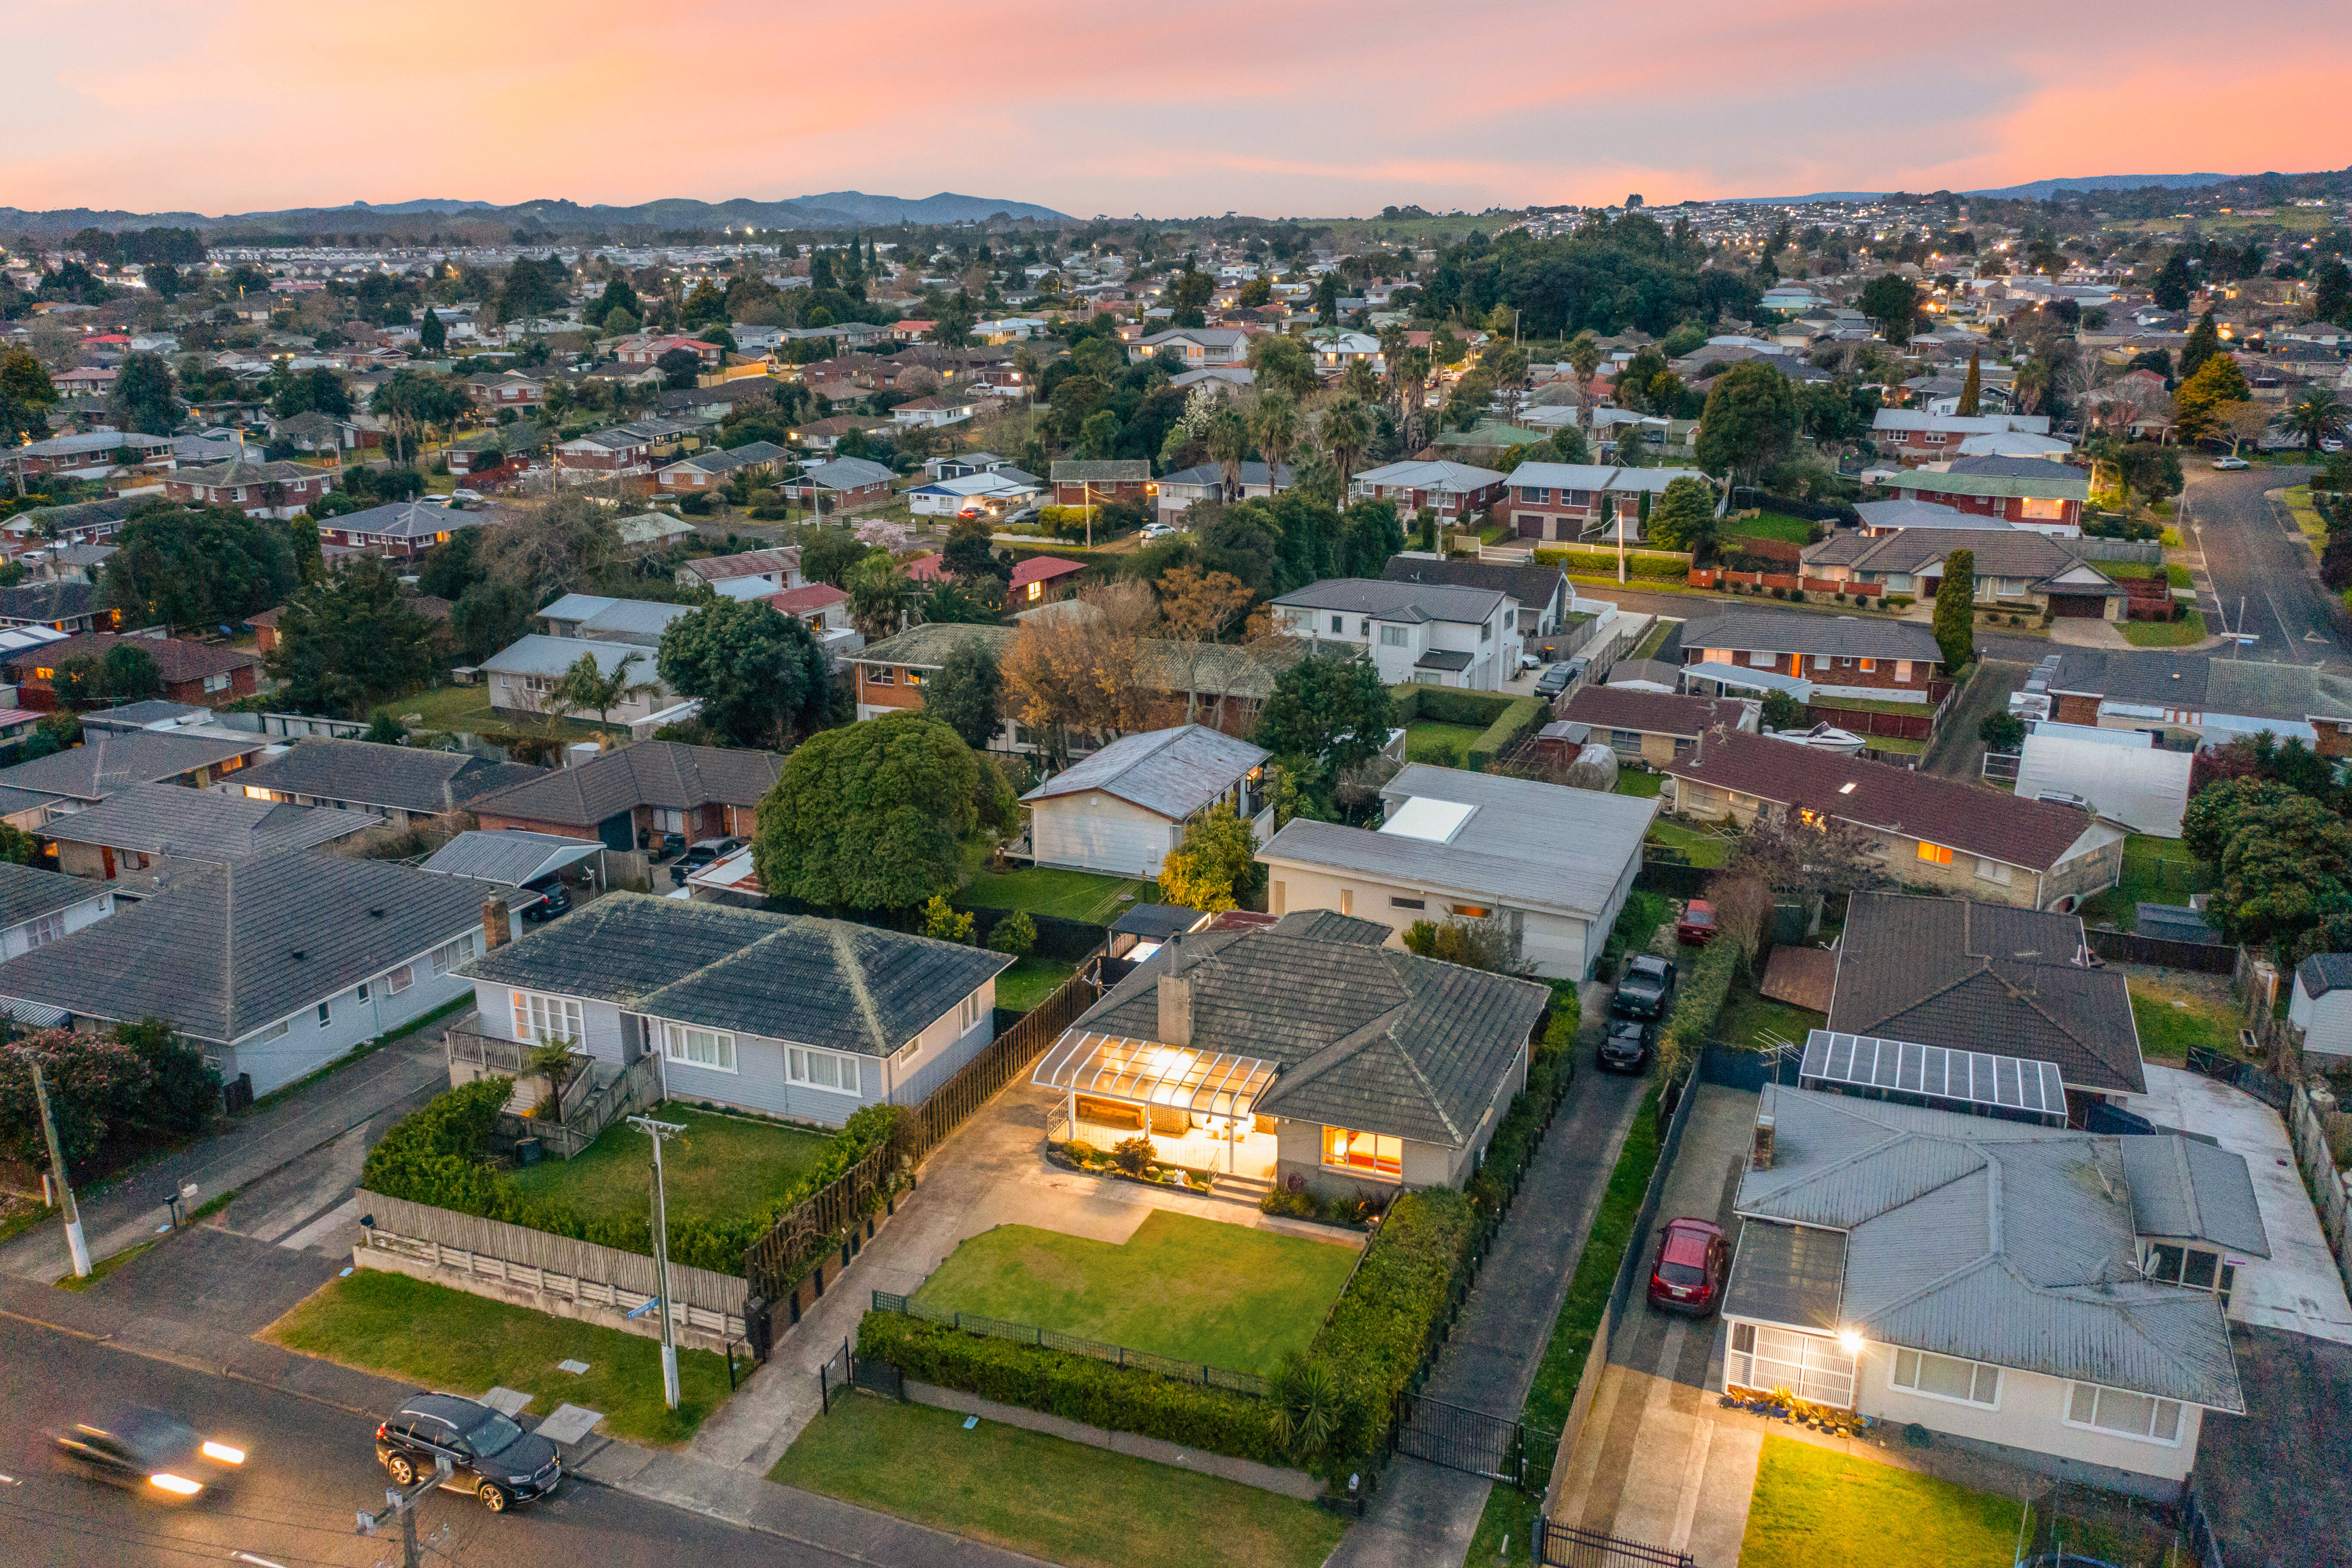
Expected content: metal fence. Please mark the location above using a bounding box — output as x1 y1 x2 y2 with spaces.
868 1291 1269 1397
1536 1520 1697 1567
2084 928 2238 974
2185 1043 2295 1111
1394 1393 1557 1489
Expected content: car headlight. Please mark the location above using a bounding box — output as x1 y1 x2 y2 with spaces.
507 1473 535 1485
200 1441 245 1465
149 1473 203 1496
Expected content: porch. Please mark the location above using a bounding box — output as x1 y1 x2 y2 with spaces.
1030 1028 1280 1178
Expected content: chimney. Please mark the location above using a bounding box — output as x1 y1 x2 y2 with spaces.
1750 1114 1775 1172
1158 972 1193 1049
482 896 511 951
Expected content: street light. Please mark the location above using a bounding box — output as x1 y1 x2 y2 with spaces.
629 1112 688 1410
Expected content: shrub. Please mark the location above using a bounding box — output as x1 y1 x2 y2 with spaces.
985 909 1037 957
1408 736 1463 768
921 895 976 945
1532 548 1690 582
1393 684 1515 728
1293 1188 1477 1465
1111 1136 1156 1175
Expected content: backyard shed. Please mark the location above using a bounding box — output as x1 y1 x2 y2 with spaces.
1022 726 1270 877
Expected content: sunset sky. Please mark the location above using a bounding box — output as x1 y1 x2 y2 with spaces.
8 0 2349 218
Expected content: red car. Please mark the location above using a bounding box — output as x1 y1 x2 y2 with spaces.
1676 899 1717 947
1647 1217 1729 1316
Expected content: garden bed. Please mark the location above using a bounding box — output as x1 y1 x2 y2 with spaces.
1049 1139 1215 1193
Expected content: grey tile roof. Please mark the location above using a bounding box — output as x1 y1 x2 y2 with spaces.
47 783 376 862
0 582 101 624
481 635 672 684
1674 610 1943 662
1380 555 1567 617
1023 725 1266 820
327 500 491 541
1158 461 1295 489
1852 498 2022 533
799 457 895 490
467 740 783 829
2298 952 2352 1001
0 862 107 930
1828 893 2145 1095
854 623 1018 670
0 731 266 804
1888 468 2089 502
1562 686 1746 739
229 739 547 816
81 700 214 733
1271 578 1506 625
0 849 488 1044
1737 1086 2246 1410
1049 460 1151 482
419 830 604 887
1804 527 2110 587
2119 1134 2271 1257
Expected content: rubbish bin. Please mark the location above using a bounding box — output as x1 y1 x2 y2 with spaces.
515 1137 543 1166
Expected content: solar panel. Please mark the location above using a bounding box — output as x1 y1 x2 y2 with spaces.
1797 1030 2069 1126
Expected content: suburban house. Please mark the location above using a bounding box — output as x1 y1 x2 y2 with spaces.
1854 497 2051 538
0 861 114 958
653 449 753 494
314 498 494 561
0 728 269 822
0 582 109 634
1348 459 1507 523
1022 726 1269 877
1126 328 1250 367
1154 460 1292 523
1871 409 2056 464
1269 579 1514 691
469 740 784 851
0 632 262 711
1032 908 1550 1189
459 893 1010 1123
615 512 697 554
480 637 677 727
1666 729 2125 909
1501 462 1714 543
228 737 546 826
2042 653 2352 756
889 395 977 429
0 849 489 1095
1005 556 1086 605
45 781 376 890
784 414 891 452
1258 764 1655 979
675 546 803 597
776 456 896 513
2290 955 2352 1067
1675 611 1947 703
1801 529 2126 620
906 468 1043 518
446 423 554 477
1380 555 1573 642
1562 686 1758 767
1879 467 2090 530
162 457 335 519
1723 1080 2260 1496
1828 892 2147 1104
553 427 655 481
537 594 695 646
1049 460 1154 509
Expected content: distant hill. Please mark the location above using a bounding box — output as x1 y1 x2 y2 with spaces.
794 191 1067 224
1728 173 2238 204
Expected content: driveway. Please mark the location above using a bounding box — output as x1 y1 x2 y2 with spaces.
1919 659 2027 781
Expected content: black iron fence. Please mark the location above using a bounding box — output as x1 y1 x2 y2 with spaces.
868 1291 1269 1397
2185 1043 2294 1112
1536 1519 1697 1568
1394 1392 1557 1489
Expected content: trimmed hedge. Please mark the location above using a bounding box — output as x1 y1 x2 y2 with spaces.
856 1313 1285 1467
1300 1188 1478 1459
1467 694 1546 771
1659 932 1742 1072
1391 684 1516 727
1534 549 1691 581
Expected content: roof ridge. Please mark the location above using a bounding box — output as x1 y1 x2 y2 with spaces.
821 919 894 1055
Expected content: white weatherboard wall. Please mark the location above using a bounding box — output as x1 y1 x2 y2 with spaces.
650 989 997 1126
2290 977 2352 1063
0 890 112 959
224 928 479 1095
1028 789 1181 877
472 982 631 1065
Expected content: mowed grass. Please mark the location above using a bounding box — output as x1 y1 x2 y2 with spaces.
994 956 1076 1014
2120 610 2208 647
2080 835 2209 930
2129 977 2240 1062
1715 985 1826 1053
1727 513 1816 546
912 1210 1359 1376
504 1104 832 1228
1739 1435 2023 1568
1406 719 1487 765
772 1395 1345 1568
1616 769 1665 798
265 1271 731 1445
392 684 616 739
964 865 1152 923
1647 818 1729 868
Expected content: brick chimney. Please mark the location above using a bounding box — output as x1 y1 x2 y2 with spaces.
482 896 512 951
1157 972 1192 1049
1750 1114 1775 1172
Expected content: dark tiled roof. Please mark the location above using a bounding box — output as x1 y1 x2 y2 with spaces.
1563 686 1745 739
1048 460 1151 482
230 738 546 817
2298 952 2352 1002
0 731 264 803
467 740 782 829
1271 578 1505 625
1827 892 2144 1094
1380 555 1568 616
0 862 106 930
1804 528 2103 583
1668 729 2098 874
0 582 101 623
1673 610 1942 662
9 632 259 684
45 782 375 861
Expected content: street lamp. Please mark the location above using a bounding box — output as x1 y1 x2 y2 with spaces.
629 1112 688 1410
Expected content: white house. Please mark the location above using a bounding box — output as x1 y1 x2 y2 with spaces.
1022 726 1271 877
905 469 1042 517
481 636 676 727
2291 955 2352 1065
889 395 977 429
0 862 113 958
1269 579 1515 691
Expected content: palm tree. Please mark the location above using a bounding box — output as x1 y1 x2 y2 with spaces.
546 649 660 738
2285 387 2347 454
1204 407 1251 503
1250 392 1299 498
1566 330 1603 436
1319 397 1374 495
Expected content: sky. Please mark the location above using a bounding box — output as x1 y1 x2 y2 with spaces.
6 0 2349 219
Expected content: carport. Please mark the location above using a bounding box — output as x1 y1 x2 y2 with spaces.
419 829 607 912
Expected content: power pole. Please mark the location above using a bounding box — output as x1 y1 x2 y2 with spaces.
356 1455 449 1568
28 1058 89 1279
630 1113 688 1410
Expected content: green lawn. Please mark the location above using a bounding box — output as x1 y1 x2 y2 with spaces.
1715 984 1825 1052
1647 818 1729 868
391 683 615 739
911 1211 1358 1377
772 1394 1345 1568
2079 835 2209 931
1863 734 1925 757
1727 513 1816 546
964 865 1153 923
1615 770 1664 798
504 1104 832 1228
1406 719 1487 765
265 1270 731 1446
995 956 1076 1014
2129 978 2240 1063
1629 619 1678 660
2120 610 2207 647
1811 694 1940 717
1739 1435 2024 1568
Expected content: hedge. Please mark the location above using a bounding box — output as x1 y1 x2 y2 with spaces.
360 1081 903 1277
1390 684 1517 727
1659 932 1742 1075
1298 1187 1478 1458
1534 549 1690 581
1467 694 1546 771
856 1313 1285 1467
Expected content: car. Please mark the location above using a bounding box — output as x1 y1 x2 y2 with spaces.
1647 1217 1730 1316
1676 899 1717 947
956 505 987 520
518 872 571 924
2324 438 2346 454
1005 504 1042 528
1611 952 1677 1020
1536 663 1575 697
1516 651 1542 674
376 1393 560 1512
1597 1015 1655 1073
2211 455 2250 471
54 1405 248 1502
669 836 744 887
1142 521 1178 539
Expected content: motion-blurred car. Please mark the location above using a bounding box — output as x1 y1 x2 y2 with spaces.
54 1406 246 1502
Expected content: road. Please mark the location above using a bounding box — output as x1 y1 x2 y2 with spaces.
2184 464 2346 666
0 1316 815 1568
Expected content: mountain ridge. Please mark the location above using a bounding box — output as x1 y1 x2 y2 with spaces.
0 190 1068 236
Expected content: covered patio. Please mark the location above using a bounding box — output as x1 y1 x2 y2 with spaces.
1032 1029 1280 1178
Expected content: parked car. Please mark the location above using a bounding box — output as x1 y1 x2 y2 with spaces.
54 1405 247 1503
641 831 686 863
1676 899 1717 947
2211 455 2250 471
1611 952 1677 1020
669 836 744 887
518 872 571 924
1537 663 1575 697
1647 1217 1730 1316
1142 521 1178 539
1597 1015 1655 1074
1005 505 1042 528
375 1393 560 1513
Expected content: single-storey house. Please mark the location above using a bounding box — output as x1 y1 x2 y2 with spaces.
1349 459 1507 523
2042 653 2352 757
2290 955 2352 1067
2 632 262 712
1878 467 2089 531
906 469 1043 518
1258 764 1656 979
776 457 895 512
536 594 696 646
1561 686 1757 768
480 636 677 727
1022 725 1270 877
163 457 335 520
1155 461 1292 523
1048 460 1154 509
469 740 783 852
459 893 1011 1124
0 582 110 635
675 547 803 597
1269 579 1514 692
0 861 114 958
1801 528 2125 621
47 781 376 888
1675 611 1946 704
0 728 271 819
1870 408 2054 464
228 737 546 826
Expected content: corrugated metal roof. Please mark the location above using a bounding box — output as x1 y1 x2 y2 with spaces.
420 830 604 887
1022 726 1266 821
2120 1133 2272 1257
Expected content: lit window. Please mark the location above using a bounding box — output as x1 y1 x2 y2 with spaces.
1322 1125 1403 1180
512 989 583 1045
1892 1349 2001 1408
787 1042 857 1092
1448 902 1492 918
666 1022 738 1074
1917 842 1953 866
2066 1383 2182 1445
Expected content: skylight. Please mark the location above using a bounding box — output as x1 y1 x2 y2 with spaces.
1381 796 1478 845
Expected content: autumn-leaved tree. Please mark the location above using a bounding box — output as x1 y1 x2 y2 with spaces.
1158 803 1262 912
1154 564 1256 722
1002 582 1156 766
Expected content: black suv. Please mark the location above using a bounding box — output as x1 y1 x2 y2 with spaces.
1611 953 1677 1020
1597 1015 1655 1074
375 1393 560 1512
518 872 571 924
669 837 744 887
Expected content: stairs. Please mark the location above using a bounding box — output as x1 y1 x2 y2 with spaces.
1207 1172 1276 1211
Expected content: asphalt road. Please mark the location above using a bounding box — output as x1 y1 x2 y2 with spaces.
0 1316 802 1568
2184 464 2345 666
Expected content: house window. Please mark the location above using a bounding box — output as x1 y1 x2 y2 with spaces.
1480 619 1492 643
386 963 414 996
1610 729 1642 753
202 673 230 693
958 990 983 1032
2066 1382 2183 1445
257 1018 289 1043
357 980 371 1003
1858 658 1876 673
1380 625 1408 647
1975 857 2013 886
1748 650 1773 666
1340 889 1354 916
24 911 65 949
2021 497 2067 520
1892 1348 2001 1408
512 990 584 1046
787 1043 858 1093
868 664 894 685
429 933 477 976
666 1022 738 1074
1330 614 1345 634
1894 660 1913 681
1917 842 1954 866
652 809 688 834
1390 896 1425 910
1449 902 1492 918
1322 1126 1403 1180
317 1001 332 1028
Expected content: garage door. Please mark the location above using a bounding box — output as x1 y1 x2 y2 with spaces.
2048 593 2106 619
1032 806 1176 876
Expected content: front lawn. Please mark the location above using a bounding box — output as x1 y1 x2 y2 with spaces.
996 956 1076 1014
911 1210 1358 1377
964 865 1152 924
265 1270 731 1445
2129 977 2240 1063
1727 513 1817 546
392 684 616 740
1406 719 1487 765
1739 1435 2023 1568
1714 983 1825 1052
772 1395 1346 1568
504 1104 833 1229
2120 610 2207 647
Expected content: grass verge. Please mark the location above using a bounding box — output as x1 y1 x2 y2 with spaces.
1739 1435 2023 1567
505 1103 834 1228
2120 610 2207 648
772 1394 1346 1568
911 1211 1358 1377
995 956 1076 1014
264 1270 731 1445
57 1238 157 1291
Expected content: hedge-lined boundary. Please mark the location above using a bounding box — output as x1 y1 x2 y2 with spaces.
1533 549 1691 581
1468 694 1548 772
1390 684 1518 727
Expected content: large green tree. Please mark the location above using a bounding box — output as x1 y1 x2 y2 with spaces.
2178 311 2221 382
2173 355 2251 446
1254 652 1392 778
103 502 299 630
1694 360 1797 488
107 353 177 435
655 598 829 748
924 639 1005 751
264 556 442 717
750 713 1013 910
1645 475 1717 555
1932 547 1975 670
1857 274 1920 344
53 644 162 710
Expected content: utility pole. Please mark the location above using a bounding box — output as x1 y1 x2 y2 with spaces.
630 1112 688 1410
356 1454 449 1568
28 1058 89 1279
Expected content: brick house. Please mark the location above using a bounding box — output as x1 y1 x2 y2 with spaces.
2043 650 2352 758
467 740 784 852
1665 728 2125 910
1350 459 1507 523
1050 460 1153 509
554 427 655 481
1871 410 2055 464
1501 461 1714 543
1560 686 1757 768
1676 610 1947 703
3 632 261 711
1880 467 2089 530
775 457 896 513
1801 528 2127 620
163 458 335 520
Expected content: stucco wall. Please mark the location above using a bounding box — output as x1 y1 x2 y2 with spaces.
1263 861 1603 979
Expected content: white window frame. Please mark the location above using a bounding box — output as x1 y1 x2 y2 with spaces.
316 1000 332 1028
1891 1347 2002 1409
512 989 585 1047
256 1017 290 1043
664 1021 738 1074
786 1042 860 1095
1379 624 1408 647
2065 1381 2184 1447
1974 856 2013 886
957 990 983 1032
429 933 478 976
25 910 65 949
385 963 414 996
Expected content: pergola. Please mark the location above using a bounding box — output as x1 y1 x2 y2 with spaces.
1031 1030 1277 1173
